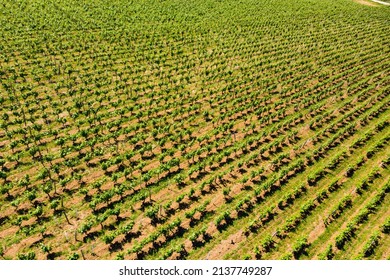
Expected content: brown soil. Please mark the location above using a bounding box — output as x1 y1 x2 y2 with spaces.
354 0 379 6
0 226 18 239
204 230 244 260
5 234 43 257
307 216 326 244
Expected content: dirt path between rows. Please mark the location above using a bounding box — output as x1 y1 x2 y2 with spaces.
354 0 390 6
354 0 379 6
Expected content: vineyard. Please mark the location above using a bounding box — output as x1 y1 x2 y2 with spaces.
0 0 389 260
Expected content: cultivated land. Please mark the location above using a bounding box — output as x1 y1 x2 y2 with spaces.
0 0 389 260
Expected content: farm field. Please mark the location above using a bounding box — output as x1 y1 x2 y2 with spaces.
0 0 389 260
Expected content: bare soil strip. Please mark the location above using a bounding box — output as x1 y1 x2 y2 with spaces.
354 0 379 6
